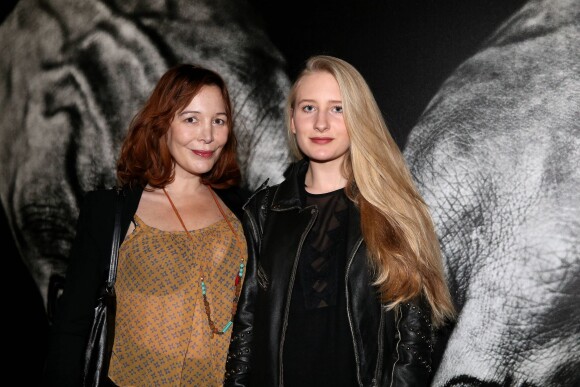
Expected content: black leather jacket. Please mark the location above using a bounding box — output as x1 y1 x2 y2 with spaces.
225 160 434 387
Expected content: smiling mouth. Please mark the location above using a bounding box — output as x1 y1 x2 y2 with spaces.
310 137 333 144
192 150 214 158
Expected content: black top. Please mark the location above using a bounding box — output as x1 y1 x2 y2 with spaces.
283 186 358 387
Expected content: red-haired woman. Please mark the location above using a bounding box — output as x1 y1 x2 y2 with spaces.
45 64 248 386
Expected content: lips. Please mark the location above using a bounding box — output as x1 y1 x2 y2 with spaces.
310 137 333 144
192 150 214 158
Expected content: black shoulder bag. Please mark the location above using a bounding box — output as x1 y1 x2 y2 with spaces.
82 187 124 387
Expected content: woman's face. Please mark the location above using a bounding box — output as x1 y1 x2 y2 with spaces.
291 71 350 165
166 85 229 179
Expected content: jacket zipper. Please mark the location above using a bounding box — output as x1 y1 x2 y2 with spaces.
345 237 364 386
389 306 402 387
374 307 385 385
279 206 318 386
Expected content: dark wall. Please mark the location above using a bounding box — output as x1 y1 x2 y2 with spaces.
250 0 527 147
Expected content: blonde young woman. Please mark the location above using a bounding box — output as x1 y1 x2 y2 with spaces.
224 55 455 387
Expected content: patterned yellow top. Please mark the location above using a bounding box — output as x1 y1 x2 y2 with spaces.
108 211 246 386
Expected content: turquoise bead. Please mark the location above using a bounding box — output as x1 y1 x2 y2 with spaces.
222 321 233 332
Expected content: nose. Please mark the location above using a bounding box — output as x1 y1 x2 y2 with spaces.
314 112 329 132
198 120 214 143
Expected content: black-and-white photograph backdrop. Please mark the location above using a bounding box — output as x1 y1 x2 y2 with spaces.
1 0 578 385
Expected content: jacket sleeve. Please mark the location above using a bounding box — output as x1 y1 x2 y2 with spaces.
389 297 434 387
43 191 111 387
224 186 270 387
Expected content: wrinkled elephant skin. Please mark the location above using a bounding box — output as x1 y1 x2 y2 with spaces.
404 0 580 385
0 0 291 308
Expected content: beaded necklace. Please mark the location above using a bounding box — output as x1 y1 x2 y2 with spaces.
163 186 244 338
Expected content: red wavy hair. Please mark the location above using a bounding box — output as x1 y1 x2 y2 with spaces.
116 64 241 189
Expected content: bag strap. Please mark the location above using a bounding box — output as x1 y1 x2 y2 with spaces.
106 187 124 289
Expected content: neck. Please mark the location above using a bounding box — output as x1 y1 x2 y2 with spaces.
160 174 206 196
304 159 347 194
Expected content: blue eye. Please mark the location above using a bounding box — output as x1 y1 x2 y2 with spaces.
332 105 343 113
302 105 315 113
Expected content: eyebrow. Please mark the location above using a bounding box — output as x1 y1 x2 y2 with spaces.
297 99 342 104
178 110 227 116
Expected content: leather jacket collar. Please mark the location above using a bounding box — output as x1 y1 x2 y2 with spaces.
272 159 363 248
270 158 309 211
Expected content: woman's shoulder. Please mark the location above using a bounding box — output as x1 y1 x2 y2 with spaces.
214 185 250 202
213 185 251 221
244 179 278 213
84 184 143 198
81 186 126 206
80 187 115 206
79 185 143 218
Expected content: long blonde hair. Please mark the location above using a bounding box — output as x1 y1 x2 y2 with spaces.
286 55 455 327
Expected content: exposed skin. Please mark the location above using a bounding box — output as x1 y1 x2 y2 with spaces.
403 0 580 385
0 0 291 308
136 85 231 236
291 72 350 193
